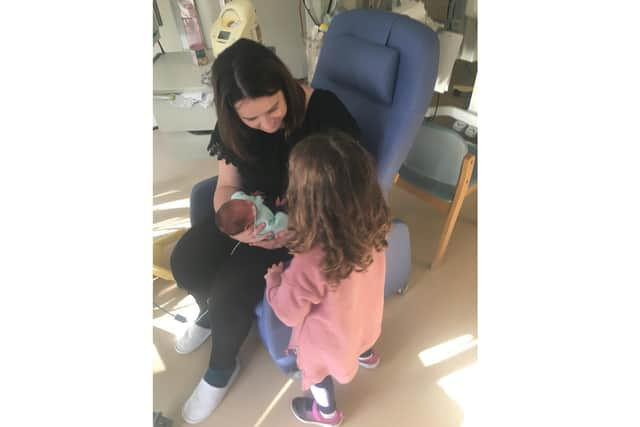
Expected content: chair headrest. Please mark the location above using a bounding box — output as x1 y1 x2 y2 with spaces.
320 34 399 105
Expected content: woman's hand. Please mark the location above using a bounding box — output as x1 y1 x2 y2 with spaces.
250 229 295 250
275 196 287 209
229 226 258 244
230 223 293 249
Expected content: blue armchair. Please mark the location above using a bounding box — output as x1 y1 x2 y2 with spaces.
188 9 439 374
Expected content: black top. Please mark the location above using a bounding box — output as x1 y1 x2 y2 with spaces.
207 88 360 200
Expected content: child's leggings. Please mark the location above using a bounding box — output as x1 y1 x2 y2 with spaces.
309 349 375 414
310 376 337 414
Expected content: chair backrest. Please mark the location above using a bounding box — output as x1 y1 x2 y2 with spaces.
312 9 439 194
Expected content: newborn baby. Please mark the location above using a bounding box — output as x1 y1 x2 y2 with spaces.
215 191 288 239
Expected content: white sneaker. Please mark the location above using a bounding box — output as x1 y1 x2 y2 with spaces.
182 361 241 424
175 323 212 355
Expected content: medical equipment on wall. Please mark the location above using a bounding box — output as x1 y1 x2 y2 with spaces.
302 0 336 28
394 0 476 94
153 1 165 62
210 0 262 58
300 0 338 83
174 0 210 65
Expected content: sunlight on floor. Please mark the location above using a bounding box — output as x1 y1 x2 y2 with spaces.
153 197 190 212
153 295 200 338
253 378 295 427
418 334 478 367
153 344 166 374
153 217 191 238
437 362 478 427
154 190 181 199
154 281 179 299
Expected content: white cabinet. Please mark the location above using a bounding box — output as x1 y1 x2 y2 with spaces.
153 50 217 132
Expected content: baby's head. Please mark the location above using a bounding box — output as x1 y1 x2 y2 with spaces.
215 199 256 236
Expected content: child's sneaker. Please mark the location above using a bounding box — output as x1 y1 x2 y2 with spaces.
290 397 343 426
358 350 380 369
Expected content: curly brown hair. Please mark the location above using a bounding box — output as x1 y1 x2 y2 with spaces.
286 131 392 285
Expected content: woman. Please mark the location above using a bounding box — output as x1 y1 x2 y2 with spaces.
169 38 360 424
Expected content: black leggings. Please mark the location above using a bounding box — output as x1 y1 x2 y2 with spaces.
170 215 292 371
310 376 337 413
309 349 374 414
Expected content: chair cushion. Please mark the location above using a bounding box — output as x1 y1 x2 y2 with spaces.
399 164 458 202
321 34 399 105
400 120 477 201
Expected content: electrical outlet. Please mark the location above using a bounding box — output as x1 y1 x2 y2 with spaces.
453 120 467 132
464 126 477 138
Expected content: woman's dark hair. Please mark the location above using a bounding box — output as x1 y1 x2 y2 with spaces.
211 38 306 162
286 131 392 285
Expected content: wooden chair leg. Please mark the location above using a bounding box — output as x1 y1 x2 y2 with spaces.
430 154 476 269
431 197 465 269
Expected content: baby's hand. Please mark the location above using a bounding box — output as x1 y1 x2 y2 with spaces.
250 229 294 250
252 222 272 239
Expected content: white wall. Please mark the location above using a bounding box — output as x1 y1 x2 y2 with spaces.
253 0 306 79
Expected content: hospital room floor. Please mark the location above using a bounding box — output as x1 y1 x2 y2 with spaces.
153 128 477 427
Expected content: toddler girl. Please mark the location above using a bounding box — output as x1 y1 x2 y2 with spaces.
265 131 391 426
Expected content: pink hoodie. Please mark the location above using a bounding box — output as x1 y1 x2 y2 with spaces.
265 245 385 389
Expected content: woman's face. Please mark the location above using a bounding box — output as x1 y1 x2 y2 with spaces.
234 91 287 134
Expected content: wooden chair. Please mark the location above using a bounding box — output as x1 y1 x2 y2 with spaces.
395 118 477 269
153 229 186 280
